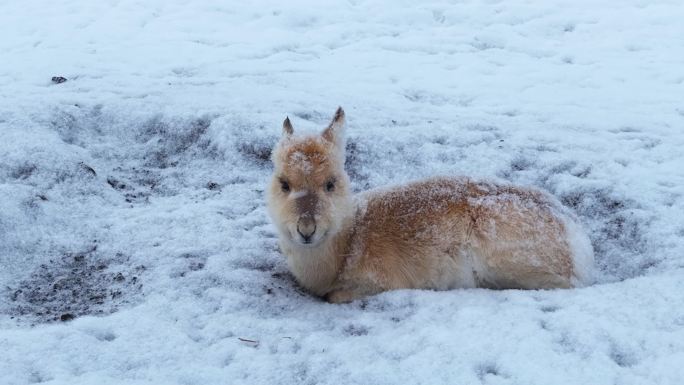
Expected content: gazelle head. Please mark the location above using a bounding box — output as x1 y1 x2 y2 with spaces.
267 107 353 247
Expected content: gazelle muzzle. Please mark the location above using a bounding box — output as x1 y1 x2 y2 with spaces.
297 216 317 243
295 192 319 244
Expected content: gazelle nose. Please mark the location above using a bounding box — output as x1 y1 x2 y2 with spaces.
297 217 316 243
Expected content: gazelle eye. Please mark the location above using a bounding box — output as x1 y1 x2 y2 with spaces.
326 180 335 192
281 181 290 192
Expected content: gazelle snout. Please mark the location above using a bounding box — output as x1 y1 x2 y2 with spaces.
297 216 317 244
293 191 320 244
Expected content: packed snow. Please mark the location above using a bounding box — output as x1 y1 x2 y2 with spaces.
1 0 684 384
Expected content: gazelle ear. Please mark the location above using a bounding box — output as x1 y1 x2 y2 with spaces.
322 106 345 146
283 116 294 136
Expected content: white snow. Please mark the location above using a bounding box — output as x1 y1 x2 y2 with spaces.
1 0 684 384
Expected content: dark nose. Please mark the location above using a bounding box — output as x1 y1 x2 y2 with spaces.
297 216 316 243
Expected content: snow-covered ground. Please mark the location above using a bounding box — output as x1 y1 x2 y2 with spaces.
1 0 684 383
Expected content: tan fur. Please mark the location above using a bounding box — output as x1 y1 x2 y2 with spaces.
267 108 595 303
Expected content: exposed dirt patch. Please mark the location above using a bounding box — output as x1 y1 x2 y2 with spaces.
559 186 653 279
6 244 145 323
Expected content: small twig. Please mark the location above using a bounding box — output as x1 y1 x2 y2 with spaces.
238 337 260 347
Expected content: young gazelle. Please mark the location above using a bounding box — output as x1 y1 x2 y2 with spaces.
267 107 594 303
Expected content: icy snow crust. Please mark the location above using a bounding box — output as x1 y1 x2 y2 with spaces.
1 0 684 384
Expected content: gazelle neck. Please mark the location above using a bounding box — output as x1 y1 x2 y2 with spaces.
283 213 355 296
